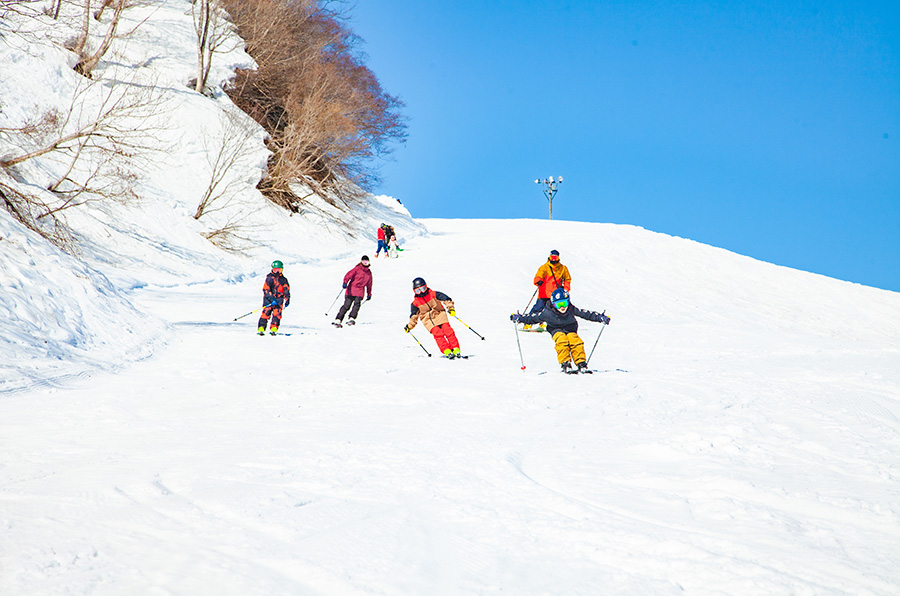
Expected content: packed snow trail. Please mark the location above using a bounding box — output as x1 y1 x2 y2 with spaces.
2 219 900 595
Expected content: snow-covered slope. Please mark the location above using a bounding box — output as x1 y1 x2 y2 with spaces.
0 1 422 391
3 217 900 595
2 2 900 595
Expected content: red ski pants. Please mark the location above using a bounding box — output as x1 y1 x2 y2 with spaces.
429 323 460 353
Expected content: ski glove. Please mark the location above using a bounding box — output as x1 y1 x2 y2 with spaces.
342 283 348 289
284 301 289 308
404 325 410 333
366 295 372 301
510 313 522 323
535 280 544 286
599 313 610 325
448 309 456 316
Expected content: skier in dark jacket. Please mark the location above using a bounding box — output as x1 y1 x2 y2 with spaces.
258 260 291 335
333 255 373 327
511 288 610 373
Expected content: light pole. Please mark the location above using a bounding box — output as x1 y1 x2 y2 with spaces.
535 176 563 220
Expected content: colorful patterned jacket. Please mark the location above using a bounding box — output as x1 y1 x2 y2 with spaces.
262 272 291 307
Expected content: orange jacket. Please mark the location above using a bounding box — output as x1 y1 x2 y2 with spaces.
534 260 571 299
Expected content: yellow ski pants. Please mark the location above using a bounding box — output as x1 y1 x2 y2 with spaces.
552 331 586 364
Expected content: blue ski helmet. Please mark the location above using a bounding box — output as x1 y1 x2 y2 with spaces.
551 288 569 309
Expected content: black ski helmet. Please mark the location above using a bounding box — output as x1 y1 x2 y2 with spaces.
412 277 428 295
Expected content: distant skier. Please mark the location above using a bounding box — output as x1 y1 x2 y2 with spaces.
511 288 609 374
387 234 403 258
375 224 388 257
258 260 291 336
333 255 373 328
376 223 394 258
404 277 462 359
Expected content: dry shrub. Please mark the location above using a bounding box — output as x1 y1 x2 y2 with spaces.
221 0 406 211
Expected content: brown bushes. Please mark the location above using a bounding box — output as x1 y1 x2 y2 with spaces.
221 0 406 210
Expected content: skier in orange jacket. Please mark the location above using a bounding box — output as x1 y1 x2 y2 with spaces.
526 249 572 328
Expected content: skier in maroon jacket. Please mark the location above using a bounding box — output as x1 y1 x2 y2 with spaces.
333 255 373 327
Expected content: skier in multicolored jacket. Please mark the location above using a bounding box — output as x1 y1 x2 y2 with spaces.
404 277 462 359
511 288 610 373
333 255 373 327
258 260 291 335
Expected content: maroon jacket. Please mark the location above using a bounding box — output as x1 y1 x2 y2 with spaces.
343 263 373 298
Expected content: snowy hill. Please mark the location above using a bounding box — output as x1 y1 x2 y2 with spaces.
2 2 900 595
3 217 900 595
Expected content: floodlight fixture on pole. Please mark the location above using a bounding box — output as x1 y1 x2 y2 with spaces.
535 176 563 220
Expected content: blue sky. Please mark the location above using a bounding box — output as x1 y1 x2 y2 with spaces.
349 1 900 293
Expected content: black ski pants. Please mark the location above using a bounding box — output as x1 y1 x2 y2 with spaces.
336 295 363 322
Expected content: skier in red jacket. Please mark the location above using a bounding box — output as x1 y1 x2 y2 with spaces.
375 224 389 258
333 255 373 328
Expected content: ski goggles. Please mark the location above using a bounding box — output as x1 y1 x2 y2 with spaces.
553 297 569 309
414 285 428 296
548 255 559 262
271 268 283 274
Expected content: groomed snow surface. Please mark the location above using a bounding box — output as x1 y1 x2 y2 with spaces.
3 218 900 596
2 0 900 593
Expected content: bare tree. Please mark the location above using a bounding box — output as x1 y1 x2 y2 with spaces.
0 77 164 249
191 0 235 95
193 108 259 220
74 0 125 78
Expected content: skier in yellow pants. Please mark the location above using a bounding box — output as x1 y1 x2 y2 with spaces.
511 288 610 374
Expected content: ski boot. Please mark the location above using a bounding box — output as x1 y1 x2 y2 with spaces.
561 361 573 374
346 318 356 326
576 361 592 374
269 326 278 336
332 320 342 328
522 324 532 330
258 326 265 336
452 347 461 358
443 349 455 359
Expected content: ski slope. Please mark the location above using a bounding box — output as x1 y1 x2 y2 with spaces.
2 1 900 593
3 217 900 595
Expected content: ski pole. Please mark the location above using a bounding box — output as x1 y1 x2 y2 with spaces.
451 313 485 340
521 287 539 315
512 318 526 370
325 287 344 316
586 320 607 366
408 330 432 357
234 301 275 321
